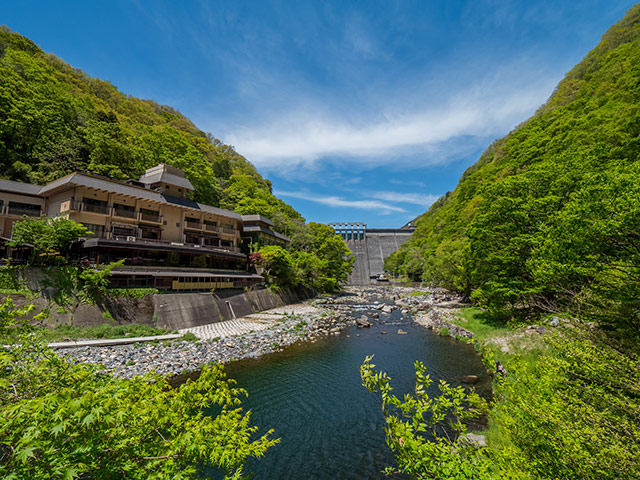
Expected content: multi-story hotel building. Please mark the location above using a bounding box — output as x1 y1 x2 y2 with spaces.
0 164 267 290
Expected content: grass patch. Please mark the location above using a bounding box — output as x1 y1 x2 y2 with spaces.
449 307 510 344
2 323 175 343
437 327 450 336
404 290 431 297
180 332 198 342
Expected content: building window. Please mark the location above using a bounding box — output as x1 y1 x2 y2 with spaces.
82 224 105 238
8 201 41 217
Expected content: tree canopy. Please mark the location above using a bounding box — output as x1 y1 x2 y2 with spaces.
0 26 305 235
385 3 640 339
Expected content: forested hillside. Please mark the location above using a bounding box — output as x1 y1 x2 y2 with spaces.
387 4 640 338
0 26 303 235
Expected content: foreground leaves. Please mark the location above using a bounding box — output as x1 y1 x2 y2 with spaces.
0 298 278 479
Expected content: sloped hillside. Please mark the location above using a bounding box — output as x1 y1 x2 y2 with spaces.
387 4 640 336
0 26 303 233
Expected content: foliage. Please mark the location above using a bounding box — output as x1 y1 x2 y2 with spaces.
43 260 124 310
9 216 87 264
360 355 490 479
488 329 640 480
256 246 297 288
105 287 159 298
0 265 28 294
0 26 303 231
0 297 277 479
255 223 353 292
385 4 640 337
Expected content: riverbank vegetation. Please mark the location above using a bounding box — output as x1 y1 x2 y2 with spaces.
385 4 640 341
253 222 353 293
378 4 640 479
363 306 640 479
0 297 278 479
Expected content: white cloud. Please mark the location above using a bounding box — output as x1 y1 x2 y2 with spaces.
369 191 440 206
275 190 405 214
223 72 557 170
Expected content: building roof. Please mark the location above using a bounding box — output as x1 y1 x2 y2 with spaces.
242 224 290 242
35 172 241 220
0 179 46 196
138 164 194 191
241 214 274 227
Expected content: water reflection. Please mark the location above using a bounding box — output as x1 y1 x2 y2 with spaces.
205 307 490 480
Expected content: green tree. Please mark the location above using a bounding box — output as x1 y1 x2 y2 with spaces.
257 245 297 288
0 297 278 479
9 216 88 264
360 355 490 479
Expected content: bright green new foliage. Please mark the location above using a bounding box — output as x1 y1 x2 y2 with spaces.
9 216 88 264
385 4 640 336
360 355 490 480
0 298 278 479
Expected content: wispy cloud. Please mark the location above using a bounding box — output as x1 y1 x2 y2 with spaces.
370 191 440 206
224 71 557 170
275 190 405 214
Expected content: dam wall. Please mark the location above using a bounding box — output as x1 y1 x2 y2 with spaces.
329 223 415 285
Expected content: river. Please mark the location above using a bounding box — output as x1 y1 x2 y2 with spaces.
205 296 490 479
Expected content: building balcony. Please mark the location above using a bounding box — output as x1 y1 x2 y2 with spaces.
112 207 137 219
184 220 203 231
204 223 219 233
81 202 111 215
221 227 237 235
139 211 162 224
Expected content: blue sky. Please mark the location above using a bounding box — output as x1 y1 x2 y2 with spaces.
2 0 637 227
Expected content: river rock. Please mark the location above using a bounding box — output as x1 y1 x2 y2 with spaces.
459 433 487 448
356 315 372 328
461 375 479 384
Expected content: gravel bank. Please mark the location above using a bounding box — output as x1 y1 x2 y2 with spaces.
58 305 356 379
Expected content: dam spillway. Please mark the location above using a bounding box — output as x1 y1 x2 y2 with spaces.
329 223 415 285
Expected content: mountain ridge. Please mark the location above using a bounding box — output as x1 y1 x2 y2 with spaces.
0 25 304 234
387 3 640 336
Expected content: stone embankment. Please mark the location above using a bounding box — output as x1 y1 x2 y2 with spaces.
58 303 356 379
57 285 474 379
395 289 474 339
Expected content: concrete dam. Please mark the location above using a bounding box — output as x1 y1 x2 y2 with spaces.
329 223 415 285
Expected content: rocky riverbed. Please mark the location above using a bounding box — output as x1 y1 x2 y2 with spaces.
57 285 471 379
57 305 358 379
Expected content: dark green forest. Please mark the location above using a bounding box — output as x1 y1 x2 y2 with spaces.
0 25 303 236
0 26 354 291
387 3 640 340
376 6 640 478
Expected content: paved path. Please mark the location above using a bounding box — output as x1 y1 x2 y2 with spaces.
179 303 321 340
46 334 182 350
178 318 275 340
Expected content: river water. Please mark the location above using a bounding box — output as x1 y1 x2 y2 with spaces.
205 300 490 480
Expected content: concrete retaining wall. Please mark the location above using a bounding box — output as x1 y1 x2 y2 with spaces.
2 287 314 330
152 287 314 330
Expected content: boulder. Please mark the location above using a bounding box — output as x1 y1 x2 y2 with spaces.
356 315 372 328
461 375 479 384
